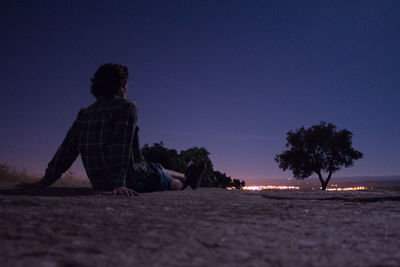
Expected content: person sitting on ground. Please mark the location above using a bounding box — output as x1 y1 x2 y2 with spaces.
19 63 206 196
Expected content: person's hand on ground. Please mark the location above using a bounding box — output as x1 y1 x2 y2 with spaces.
112 186 138 197
16 180 47 189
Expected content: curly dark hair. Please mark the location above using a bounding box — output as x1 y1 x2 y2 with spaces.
90 63 129 98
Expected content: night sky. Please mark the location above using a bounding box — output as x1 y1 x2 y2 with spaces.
1 1 399 183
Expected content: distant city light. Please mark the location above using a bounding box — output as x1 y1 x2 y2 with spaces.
227 185 300 190
228 185 369 191
325 186 367 191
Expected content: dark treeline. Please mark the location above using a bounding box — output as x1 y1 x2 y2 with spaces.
142 142 246 189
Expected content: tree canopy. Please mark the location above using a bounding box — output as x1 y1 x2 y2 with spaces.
275 122 363 190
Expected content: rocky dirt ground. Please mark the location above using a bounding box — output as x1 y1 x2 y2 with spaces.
1 182 400 267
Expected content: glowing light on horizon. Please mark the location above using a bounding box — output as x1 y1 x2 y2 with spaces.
228 185 368 191
325 186 367 191
227 185 300 191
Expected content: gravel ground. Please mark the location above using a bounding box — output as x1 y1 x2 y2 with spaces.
1 182 400 267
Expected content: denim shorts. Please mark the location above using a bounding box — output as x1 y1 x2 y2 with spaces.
151 162 172 191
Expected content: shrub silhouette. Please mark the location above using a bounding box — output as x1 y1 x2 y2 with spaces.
142 142 245 188
275 122 363 190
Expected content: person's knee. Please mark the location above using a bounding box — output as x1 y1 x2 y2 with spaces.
170 178 183 190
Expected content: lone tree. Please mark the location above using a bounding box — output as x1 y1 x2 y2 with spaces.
275 122 363 190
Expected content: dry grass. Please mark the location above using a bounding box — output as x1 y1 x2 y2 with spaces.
0 162 91 187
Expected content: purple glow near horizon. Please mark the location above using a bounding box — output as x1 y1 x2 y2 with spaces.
0 1 399 182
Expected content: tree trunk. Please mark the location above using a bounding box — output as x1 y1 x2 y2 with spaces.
321 181 327 190
316 171 332 191
316 171 326 190
324 172 333 190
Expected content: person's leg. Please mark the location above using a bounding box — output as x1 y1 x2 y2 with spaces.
170 177 183 190
184 162 207 190
159 164 206 190
161 167 187 183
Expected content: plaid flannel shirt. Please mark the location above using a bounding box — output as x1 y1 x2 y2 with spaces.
41 96 145 189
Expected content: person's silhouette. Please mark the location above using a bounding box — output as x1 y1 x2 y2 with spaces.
18 63 205 196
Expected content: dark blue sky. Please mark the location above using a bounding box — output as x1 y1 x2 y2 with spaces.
1 0 399 182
